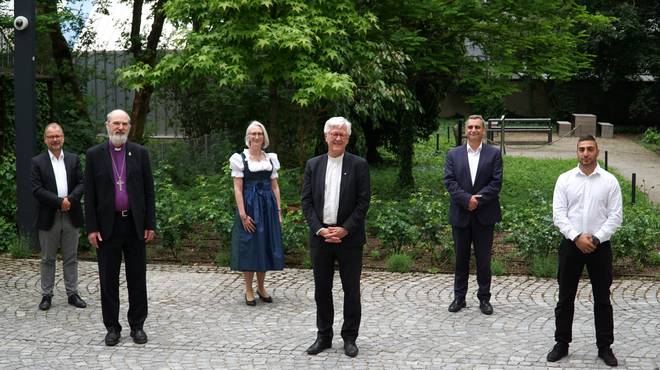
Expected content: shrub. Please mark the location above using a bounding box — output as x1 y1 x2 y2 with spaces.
281 209 308 252
0 217 17 252
611 205 660 265
491 259 505 276
641 128 660 145
529 255 557 278
215 248 230 267
9 235 32 259
386 253 413 273
0 153 17 221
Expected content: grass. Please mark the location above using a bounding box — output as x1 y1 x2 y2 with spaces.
491 259 506 276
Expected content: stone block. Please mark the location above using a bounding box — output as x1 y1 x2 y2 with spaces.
557 121 571 137
571 113 597 136
598 122 614 138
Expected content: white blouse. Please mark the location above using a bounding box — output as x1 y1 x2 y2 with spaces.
229 149 280 179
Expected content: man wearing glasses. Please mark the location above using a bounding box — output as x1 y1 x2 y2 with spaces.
31 123 86 311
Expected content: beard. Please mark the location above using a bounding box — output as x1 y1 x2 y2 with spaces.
107 129 129 146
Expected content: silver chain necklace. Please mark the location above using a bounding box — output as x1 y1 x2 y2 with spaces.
110 148 126 191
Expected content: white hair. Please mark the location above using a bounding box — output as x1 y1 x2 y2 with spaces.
323 116 352 136
106 109 131 124
244 120 270 149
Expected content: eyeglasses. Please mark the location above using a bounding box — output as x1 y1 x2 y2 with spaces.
248 132 264 137
46 135 63 140
328 132 348 139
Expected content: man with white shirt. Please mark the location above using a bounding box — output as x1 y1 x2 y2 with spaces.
444 115 502 315
31 123 86 310
301 117 371 357
547 134 622 367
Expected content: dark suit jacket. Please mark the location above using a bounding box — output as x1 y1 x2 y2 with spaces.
84 141 156 239
301 152 371 248
31 151 85 230
444 143 502 227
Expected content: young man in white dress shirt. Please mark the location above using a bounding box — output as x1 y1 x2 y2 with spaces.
547 134 623 367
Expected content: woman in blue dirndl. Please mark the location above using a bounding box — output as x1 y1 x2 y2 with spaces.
230 121 284 306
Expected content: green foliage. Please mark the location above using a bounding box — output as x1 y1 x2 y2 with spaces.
369 249 382 260
386 253 413 273
491 259 506 276
641 128 660 146
529 255 557 278
281 209 307 251
368 198 421 253
8 235 32 259
0 153 16 221
0 217 17 252
215 248 230 267
611 205 660 265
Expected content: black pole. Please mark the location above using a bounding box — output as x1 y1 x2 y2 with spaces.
631 173 636 205
14 1 37 243
446 125 450 142
435 133 439 153
604 150 608 171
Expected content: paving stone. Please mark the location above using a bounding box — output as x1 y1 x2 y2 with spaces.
0 257 658 369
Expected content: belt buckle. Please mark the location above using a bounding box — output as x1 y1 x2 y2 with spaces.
121 210 129 217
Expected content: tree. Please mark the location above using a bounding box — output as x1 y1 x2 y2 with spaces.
121 0 376 149
348 0 609 187
124 0 168 143
577 0 659 123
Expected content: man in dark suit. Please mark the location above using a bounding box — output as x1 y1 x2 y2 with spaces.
444 114 502 315
31 123 87 310
85 109 156 346
301 116 371 357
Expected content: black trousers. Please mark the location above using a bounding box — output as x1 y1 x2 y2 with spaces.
310 244 363 342
452 216 494 301
97 213 148 333
554 238 613 349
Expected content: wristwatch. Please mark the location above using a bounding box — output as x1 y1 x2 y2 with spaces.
591 236 601 246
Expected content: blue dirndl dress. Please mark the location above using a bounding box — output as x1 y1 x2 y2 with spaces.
230 153 285 271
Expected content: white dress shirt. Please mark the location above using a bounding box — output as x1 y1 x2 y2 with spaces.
322 153 344 225
552 164 623 243
467 143 482 186
49 150 68 198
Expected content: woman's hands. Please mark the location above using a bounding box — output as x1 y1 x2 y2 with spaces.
241 214 256 233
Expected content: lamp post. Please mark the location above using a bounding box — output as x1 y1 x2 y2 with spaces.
14 0 37 243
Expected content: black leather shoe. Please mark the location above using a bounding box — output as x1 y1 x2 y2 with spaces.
479 299 493 315
38 296 52 311
105 330 120 346
598 347 618 367
448 298 466 312
344 340 359 357
67 294 87 308
130 329 148 344
257 290 273 303
306 338 332 355
547 342 569 362
245 294 256 306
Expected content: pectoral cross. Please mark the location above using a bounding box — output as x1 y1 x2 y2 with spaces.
116 178 124 192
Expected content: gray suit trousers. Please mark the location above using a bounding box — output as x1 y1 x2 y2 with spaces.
39 212 80 297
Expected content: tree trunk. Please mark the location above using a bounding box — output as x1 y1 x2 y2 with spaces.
361 117 383 164
128 0 167 143
397 115 415 188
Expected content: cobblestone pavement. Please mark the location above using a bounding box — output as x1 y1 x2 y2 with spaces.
1 257 658 369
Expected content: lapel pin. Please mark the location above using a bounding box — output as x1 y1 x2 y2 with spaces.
128 152 132 156
343 172 348 175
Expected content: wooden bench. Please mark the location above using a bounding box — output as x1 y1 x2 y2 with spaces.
487 118 553 144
